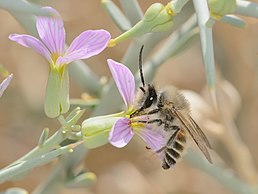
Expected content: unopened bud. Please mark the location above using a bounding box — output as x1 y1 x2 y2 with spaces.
82 114 122 148
109 3 174 46
44 66 70 118
208 0 236 19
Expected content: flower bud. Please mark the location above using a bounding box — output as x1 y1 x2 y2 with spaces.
142 3 174 32
82 113 123 148
208 0 236 19
44 66 70 118
109 3 174 46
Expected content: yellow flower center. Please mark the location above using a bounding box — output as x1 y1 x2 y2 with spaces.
130 121 145 129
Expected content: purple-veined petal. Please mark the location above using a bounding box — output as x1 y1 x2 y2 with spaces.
57 30 110 65
9 34 51 61
36 7 65 55
107 59 135 108
109 118 134 148
136 127 165 152
0 74 13 97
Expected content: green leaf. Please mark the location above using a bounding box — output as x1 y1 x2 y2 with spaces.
0 0 51 16
193 0 216 88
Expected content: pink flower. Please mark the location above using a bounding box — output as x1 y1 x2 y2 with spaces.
107 59 165 152
9 7 111 118
9 7 111 68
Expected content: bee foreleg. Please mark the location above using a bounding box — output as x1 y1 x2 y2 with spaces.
147 108 160 115
136 119 164 126
147 119 164 126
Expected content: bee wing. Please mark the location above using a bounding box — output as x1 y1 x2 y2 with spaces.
173 109 212 164
188 116 212 149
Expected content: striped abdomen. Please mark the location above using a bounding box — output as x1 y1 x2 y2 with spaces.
162 129 187 169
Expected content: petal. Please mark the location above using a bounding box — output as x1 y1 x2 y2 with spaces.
107 59 135 108
57 30 110 64
0 74 13 97
36 7 65 55
136 127 166 152
109 118 134 148
9 34 51 61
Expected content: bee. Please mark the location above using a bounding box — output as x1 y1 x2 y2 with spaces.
130 46 212 169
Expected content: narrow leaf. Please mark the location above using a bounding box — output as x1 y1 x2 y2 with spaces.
102 0 131 31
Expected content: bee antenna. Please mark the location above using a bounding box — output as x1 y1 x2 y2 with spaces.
139 45 145 87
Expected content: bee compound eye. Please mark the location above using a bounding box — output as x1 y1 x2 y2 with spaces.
144 95 154 108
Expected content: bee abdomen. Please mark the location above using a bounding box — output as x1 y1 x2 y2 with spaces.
162 129 187 170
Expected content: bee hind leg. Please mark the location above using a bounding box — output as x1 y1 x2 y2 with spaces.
166 126 180 148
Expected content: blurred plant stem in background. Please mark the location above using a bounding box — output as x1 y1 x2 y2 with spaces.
0 107 85 183
1 0 258 194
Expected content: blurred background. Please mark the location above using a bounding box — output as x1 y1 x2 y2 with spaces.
0 0 258 193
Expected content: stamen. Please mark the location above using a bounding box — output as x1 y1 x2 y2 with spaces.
130 121 145 129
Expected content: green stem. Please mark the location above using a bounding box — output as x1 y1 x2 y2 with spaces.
0 107 85 182
4 129 65 169
119 0 143 25
236 0 258 18
0 141 74 183
32 145 88 194
170 0 190 14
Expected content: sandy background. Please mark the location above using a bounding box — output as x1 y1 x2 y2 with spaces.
0 0 258 193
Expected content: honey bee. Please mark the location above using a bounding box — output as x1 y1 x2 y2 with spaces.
130 46 212 169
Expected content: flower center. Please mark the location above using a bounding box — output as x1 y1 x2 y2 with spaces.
51 52 59 64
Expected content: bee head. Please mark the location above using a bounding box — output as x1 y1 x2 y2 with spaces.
131 84 158 117
139 84 158 107
130 46 158 117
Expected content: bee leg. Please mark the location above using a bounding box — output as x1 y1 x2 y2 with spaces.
130 107 143 118
166 126 180 148
136 119 164 126
147 108 160 115
147 119 164 126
